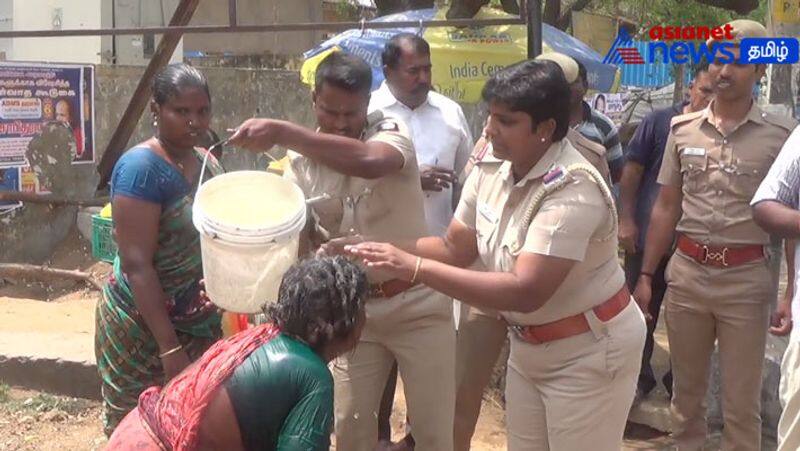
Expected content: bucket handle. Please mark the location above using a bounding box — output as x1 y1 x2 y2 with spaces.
197 139 228 187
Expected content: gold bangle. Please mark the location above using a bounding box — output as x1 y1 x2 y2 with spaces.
158 344 183 359
410 257 423 285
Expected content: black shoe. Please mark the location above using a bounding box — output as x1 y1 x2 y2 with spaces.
662 371 673 400
637 379 656 398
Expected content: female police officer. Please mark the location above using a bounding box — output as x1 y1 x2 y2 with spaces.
344 60 646 450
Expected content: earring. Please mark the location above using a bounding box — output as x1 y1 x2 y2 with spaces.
152 117 158 127
540 138 546 143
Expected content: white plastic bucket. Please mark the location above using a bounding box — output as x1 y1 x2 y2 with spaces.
193 169 306 314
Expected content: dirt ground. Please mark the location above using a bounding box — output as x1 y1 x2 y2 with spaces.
0 383 672 451
0 230 749 450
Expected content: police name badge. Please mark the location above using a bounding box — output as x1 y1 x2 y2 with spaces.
682 147 706 156
478 203 498 224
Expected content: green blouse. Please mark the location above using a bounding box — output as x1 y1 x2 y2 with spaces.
225 333 333 450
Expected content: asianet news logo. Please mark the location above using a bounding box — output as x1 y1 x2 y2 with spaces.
603 26 799 66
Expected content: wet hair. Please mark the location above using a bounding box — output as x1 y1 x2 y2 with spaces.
382 33 431 68
266 256 367 351
314 52 372 97
152 63 211 106
481 60 571 141
576 59 588 88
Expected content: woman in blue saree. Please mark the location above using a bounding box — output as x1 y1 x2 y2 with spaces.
94 64 224 435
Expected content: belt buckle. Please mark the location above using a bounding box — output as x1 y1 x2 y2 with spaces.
701 245 729 266
512 325 541 344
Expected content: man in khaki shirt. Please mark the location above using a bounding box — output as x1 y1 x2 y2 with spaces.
231 52 455 451
633 20 798 450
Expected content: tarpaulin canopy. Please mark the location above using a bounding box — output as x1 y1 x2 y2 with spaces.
301 7 620 103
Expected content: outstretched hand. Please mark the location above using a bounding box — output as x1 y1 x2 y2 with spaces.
317 235 365 257
345 242 417 281
227 118 281 152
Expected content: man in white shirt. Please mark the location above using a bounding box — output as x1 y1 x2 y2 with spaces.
369 32 473 451
751 125 800 451
369 33 474 237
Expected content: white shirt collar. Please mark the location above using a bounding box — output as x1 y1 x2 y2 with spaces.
373 81 435 112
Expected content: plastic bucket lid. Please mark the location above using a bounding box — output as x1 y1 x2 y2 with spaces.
193 171 306 245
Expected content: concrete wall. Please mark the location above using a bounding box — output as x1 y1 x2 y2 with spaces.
0 64 317 263
0 2 13 60
185 0 323 58
0 63 485 264
111 0 183 66
9 0 104 64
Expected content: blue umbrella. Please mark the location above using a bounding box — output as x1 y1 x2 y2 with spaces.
302 7 619 101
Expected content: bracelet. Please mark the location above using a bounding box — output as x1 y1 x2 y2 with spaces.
158 344 183 359
410 257 423 285
639 272 655 279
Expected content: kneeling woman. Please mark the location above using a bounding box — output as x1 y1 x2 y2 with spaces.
346 61 646 450
106 256 368 451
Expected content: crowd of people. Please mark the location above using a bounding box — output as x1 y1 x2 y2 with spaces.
95 16 800 451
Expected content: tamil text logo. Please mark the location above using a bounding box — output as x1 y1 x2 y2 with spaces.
604 25 799 65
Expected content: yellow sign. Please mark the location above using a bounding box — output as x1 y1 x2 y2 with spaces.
774 0 800 24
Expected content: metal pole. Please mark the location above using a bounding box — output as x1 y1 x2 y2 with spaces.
228 0 237 27
0 18 525 39
527 0 542 58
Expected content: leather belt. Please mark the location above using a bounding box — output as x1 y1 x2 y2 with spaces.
512 286 630 345
676 234 764 268
369 279 417 299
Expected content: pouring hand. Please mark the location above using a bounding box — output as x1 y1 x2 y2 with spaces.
228 119 280 152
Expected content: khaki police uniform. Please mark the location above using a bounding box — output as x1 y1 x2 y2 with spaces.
284 111 456 451
452 130 614 450
455 138 646 450
657 101 797 450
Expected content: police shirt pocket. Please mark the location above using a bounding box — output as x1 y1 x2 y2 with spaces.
679 153 708 192
730 160 767 199
475 203 498 258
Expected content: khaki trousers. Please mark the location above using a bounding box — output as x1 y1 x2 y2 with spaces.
665 251 771 451
454 305 508 451
505 301 645 450
779 340 800 451
333 285 456 451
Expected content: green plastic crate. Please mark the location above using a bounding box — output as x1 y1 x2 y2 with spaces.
91 214 117 263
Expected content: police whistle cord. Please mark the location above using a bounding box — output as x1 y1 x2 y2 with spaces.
514 163 618 254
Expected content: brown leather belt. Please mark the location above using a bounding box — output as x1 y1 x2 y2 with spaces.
512 286 631 345
676 234 764 268
369 279 417 298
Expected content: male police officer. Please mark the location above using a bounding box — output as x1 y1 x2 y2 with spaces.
231 52 455 451
633 20 797 450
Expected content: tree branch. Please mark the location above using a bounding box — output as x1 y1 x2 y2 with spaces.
0 191 109 207
692 0 757 14
0 263 104 291
556 0 592 31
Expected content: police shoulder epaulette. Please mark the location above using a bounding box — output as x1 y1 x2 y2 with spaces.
366 110 385 123
760 110 798 132
542 165 567 187
473 141 502 165
370 112 403 133
568 129 605 157
670 110 703 130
